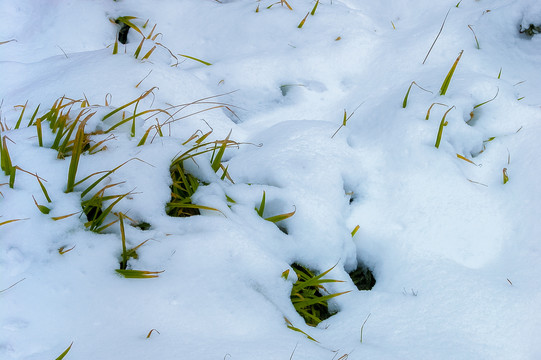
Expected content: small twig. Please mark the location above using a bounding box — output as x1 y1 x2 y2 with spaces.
57 45 69 59
467 179 488 187
289 343 298 360
0 278 26 293
423 8 451 64
136 70 153 88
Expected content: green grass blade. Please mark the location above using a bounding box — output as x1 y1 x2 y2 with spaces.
115 269 163 278
473 88 499 109
9 167 16 188
55 342 73 360
14 101 27 129
115 16 144 36
36 118 43 147
440 50 463 96
298 12 310 28
310 0 320 15
27 104 40 126
32 196 50 214
256 191 266 217
265 207 296 223
211 131 231 172
402 82 414 108
119 212 128 269
65 111 95 193
113 37 118 55
178 54 212 66
435 107 454 148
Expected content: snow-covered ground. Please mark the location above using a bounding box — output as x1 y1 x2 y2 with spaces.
1 0 541 359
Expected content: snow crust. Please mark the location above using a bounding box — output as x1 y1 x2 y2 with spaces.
1 0 541 359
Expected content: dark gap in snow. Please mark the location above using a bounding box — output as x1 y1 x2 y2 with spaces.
118 23 131 44
349 263 376 291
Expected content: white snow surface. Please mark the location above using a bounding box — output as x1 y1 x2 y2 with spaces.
1 0 541 359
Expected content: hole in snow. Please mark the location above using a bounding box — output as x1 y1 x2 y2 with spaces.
349 263 376 291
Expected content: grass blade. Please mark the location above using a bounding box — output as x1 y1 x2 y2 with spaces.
0 218 27 226
36 118 43 146
119 212 128 269
425 102 448 120
256 191 266 217
14 101 27 129
285 318 319 342
55 342 73 360
440 50 463 96
298 12 310 29
265 206 296 223
210 131 231 172
468 25 480 49
65 111 95 193
178 54 212 66
115 269 163 278
351 225 360 237
435 106 454 148
310 0 320 15
27 104 40 126
114 16 143 36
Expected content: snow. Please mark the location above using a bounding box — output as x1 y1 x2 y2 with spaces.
1 0 541 359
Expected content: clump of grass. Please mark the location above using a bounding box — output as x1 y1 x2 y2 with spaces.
289 263 350 327
435 106 455 148
81 183 133 232
167 132 237 217
110 17 163 61
440 50 463 96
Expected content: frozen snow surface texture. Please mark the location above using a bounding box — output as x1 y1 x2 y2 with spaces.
1 0 541 359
